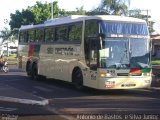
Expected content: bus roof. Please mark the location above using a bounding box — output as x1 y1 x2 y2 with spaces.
19 15 147 31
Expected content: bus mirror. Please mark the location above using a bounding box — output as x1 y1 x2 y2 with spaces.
150 39 152 51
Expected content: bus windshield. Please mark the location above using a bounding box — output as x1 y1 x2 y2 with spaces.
99 38 150 69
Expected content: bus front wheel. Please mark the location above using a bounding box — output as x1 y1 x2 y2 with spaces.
72 68 84 90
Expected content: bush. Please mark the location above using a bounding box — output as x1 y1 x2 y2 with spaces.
152 59 160 65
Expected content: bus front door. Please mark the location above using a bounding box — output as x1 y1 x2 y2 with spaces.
84 38 99 88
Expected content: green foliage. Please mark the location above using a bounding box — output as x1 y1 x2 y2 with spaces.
6 0 156 39
88 0 130 15
0 27 12 41
152 60 160 65
28 1 51 24
9 1 87 31
75 6 86 15
152 58 160 65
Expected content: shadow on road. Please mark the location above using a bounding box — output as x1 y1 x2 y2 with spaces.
0 67 159 100
1 67 160 116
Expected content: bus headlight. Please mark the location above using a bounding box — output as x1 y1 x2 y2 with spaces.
142 68 151 76
100 72 112 77
142 73 151 76
145 80 150 83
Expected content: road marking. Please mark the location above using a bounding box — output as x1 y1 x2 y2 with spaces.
0 96 49 106
46 107 75 120
0 107 17 112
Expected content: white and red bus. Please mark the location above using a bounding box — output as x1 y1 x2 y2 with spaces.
18 15 152 90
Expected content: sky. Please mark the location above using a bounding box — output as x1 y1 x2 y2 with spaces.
0 0 160 33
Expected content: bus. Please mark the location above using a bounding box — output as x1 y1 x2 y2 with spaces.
18 15 152 90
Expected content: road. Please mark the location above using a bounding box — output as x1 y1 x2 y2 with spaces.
0 65 160 120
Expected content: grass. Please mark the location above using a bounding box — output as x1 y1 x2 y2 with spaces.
152 58 160 65
4 54 18 65
152 60 160 65
4 54 17 59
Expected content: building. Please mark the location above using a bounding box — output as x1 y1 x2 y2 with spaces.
151 34 160 59
0 40 18 56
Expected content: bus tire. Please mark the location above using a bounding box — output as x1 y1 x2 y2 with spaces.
26 62 31 76
31 63 38 81
72 68 84 90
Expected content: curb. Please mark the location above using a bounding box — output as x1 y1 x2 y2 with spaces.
0 96 49 106
150 87 160 91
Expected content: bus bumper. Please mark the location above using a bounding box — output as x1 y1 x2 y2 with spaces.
98 77 152 90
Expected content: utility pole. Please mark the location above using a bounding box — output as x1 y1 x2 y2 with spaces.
140 9 151 26
51 1 53 19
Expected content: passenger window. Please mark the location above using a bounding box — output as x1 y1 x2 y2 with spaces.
19 31 28 43
55 26 68 41
68 23 82 42
19 32 25 43
35 29 44 42
45 28 54 42
28 30 35 42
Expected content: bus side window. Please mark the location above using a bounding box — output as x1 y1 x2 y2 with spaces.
35 29 44 42
68 23 82 42
55 26 68 42
28 30 35 42
19 32 24 43
45 28 54 42
19 31 28 43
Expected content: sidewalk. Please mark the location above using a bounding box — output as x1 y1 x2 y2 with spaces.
0 83 48 106
150 87 160 91
152 65 160 77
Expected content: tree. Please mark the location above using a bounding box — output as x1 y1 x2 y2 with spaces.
129 9 155 34
88 0 130 15
0 27 14 56
61 6 86 16
9 9 35 30
0 27 12 41
9 1 88 31
75 6 86 15
9 1 62 30
28 1 51 24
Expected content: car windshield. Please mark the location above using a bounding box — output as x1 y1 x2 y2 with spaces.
99 38 150 69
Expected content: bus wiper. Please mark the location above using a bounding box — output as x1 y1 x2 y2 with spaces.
115 63 129 69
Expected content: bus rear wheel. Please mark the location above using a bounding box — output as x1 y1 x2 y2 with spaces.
72 68 83 90
31 64 38 81
26 62 32 76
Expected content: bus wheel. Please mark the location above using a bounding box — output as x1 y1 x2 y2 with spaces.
72 68 83 90
26 62 31 76
31 64 38 81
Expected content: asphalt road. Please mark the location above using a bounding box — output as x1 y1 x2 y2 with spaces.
0 65 160 120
